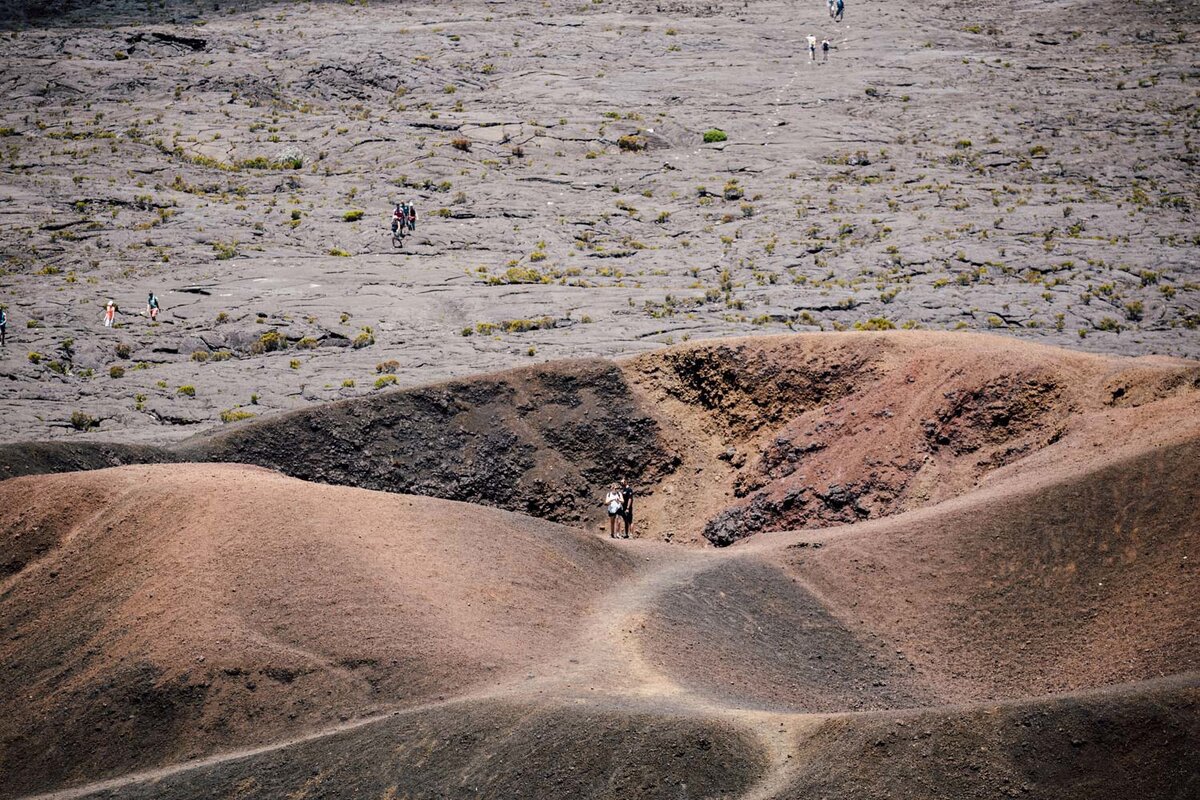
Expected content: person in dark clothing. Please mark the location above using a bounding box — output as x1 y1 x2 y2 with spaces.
0 306 6 346
620 478 634 538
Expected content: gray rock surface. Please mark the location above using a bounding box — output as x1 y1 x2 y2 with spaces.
0 0 1196 443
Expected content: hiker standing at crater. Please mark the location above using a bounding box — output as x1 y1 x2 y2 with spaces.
807 34 818 62
834 0 844 22
103 300 117 328
147 291 160 322
822 38 831 62
604 483 624 539
0 306 7 346
620 478 635 539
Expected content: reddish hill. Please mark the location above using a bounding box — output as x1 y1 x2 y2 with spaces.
634 434 1199 716
0 464 632 798
1 333 1197 800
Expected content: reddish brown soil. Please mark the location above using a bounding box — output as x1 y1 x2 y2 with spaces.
0 464 632 797
626 332 1200 546
2 332 1197 800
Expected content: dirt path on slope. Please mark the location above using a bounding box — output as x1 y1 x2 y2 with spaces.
17 539 817 800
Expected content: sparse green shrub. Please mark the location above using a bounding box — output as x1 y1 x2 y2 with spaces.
852 317 896 331
1095 316 1121 332
343 209 365 222
213 240 238 260
109 365 125 378
352 326 375 349
220 409 256 423
70 411 98 430
329 248 351 257
1123 301 1144 321
703 129 727 143
177 385 196 397
342 379 355 388
617 134 646 152
493 266 547 284
451 136 471 152
115 342 132 359
252 330 286 354
374 374 398 389
296 336 320 349
191 350 209 362
27 352 42 364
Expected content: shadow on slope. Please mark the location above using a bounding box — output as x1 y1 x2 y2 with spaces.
176 359 681 526
781 676 1198 800
774 436 1200 702
76 699 768 800
0 464 633 798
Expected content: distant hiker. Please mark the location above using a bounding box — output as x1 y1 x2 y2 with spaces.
0 307 6 346
605 484 624 539
835 0 844 22
103 300 116 328
147 291 160 322
620 478 634 539
822 38 831 61
398 201 412 236
827 0 836 18
405 199 417 232
807 34 818 62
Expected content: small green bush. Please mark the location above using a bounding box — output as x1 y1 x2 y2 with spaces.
343 209 365 222
252 330 286 354
852 317 896 331
213 240 238 260
220 409 256 423
177 385 196 397
352 326 375 349
702 128 727 143
109 365 125 378
374 374 398 390
70 411 98 430
617 134 646 152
